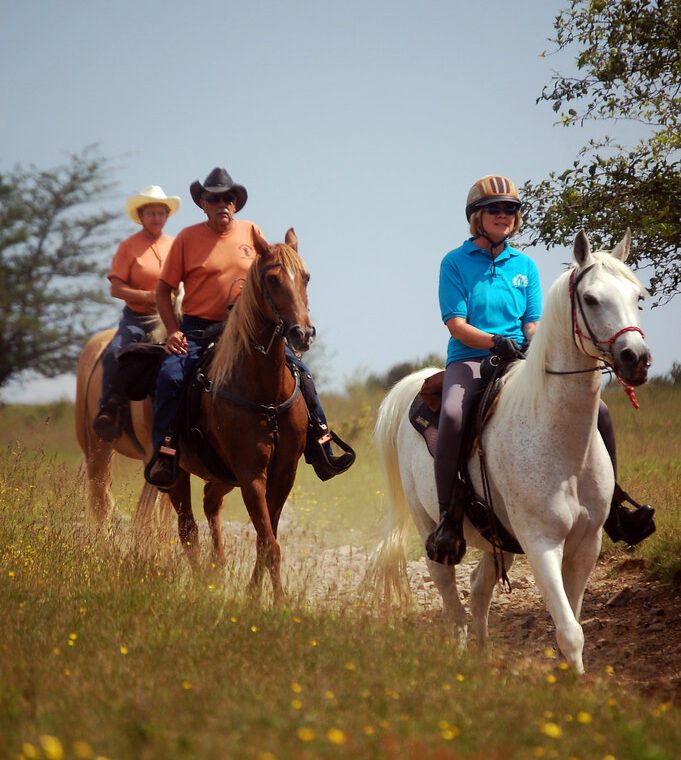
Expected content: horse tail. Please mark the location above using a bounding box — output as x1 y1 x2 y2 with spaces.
366 368 441 606
131 484 174 554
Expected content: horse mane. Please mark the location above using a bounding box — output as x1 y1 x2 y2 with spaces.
501 249 643 416
208 243 305 389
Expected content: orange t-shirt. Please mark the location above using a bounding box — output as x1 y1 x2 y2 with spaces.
160 220 261 321
108 230 174 315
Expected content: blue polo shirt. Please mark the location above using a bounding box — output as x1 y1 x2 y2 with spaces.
439 238 542 364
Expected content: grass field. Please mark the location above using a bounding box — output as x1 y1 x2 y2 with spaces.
1 381 679 759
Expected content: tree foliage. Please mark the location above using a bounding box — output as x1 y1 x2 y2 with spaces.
520 0 681 302
0 147 119 389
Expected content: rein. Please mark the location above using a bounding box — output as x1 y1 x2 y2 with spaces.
545 264 644 409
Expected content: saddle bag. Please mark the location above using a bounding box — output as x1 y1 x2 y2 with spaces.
112 342 167 401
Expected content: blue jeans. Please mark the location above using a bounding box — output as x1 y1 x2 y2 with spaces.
100 307 157 409
152 315 218 450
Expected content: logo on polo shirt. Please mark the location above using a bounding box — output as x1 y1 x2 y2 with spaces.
239 244 254 259
512 274 529 288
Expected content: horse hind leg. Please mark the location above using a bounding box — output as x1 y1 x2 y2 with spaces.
425 558 468 651
83 441 116 531
469 550 515 644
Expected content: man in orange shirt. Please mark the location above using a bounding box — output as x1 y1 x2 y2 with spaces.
93 185 180 441
147 167 353 488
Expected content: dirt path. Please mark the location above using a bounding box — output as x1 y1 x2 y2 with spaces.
177 516 681 702
280 528 681 702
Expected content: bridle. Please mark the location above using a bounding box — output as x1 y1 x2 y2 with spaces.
546 263 645 408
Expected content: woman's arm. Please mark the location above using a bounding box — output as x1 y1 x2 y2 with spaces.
109 276 155 307
446 317 496 350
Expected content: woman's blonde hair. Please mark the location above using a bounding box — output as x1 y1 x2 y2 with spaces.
469 208 522 238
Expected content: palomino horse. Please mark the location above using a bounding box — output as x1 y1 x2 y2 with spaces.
370 229 650 672
76 320 178 543
159 228 312 600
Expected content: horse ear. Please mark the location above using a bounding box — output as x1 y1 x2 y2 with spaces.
611 227 631 263
573 230 593 268
284 227 298 251
253 228 270 256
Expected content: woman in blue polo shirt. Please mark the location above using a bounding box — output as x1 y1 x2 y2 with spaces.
425 176 655 566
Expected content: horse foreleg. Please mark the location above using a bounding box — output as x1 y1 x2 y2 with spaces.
469 550 516 644
168 471 199 564
524 542 585 673
425 558 468 651
562 529 602 620
241 480 282 601
203 480 233 567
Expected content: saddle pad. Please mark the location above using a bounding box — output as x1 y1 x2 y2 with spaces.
408 394 439 458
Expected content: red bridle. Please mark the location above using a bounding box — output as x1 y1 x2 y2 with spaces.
568 266 645 409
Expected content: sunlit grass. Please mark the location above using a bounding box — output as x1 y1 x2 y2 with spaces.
1 385 680 758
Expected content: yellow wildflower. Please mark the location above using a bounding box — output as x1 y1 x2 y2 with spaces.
22 744 39 759
541 722 563 739
290 682 303 693
326 728 347 745
40 735 64 760
296 727 315 742
72 741 94 758
576 711 592 724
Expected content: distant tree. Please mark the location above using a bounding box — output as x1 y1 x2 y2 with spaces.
0 147 119 389
365 353 444 391
521 0 681 302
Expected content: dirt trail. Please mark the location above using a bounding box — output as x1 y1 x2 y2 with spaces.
182 516 681 702
281 528 681 702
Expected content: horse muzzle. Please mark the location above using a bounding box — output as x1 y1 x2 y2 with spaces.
286 323 316 353
613 344 651 387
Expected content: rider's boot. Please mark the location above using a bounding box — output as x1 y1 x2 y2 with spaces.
145 435 179 492
603 483 656 546
425 481 467 565
93 393 126 442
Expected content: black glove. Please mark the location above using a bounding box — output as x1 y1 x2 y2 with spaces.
491 334 523 362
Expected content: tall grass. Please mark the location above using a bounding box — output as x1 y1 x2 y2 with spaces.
0 386 680 759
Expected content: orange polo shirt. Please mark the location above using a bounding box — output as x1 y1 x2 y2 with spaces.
160 219 261 321
108 230 174 315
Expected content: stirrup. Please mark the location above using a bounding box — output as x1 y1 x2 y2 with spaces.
305 426 356 481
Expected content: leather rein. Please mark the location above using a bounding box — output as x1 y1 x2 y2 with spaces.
545 263 644 409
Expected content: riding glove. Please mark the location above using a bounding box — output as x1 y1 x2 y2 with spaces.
491 334 523 361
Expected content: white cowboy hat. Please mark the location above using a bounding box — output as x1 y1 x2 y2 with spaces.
125 185 181 224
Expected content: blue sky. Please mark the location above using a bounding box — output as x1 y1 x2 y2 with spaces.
1 0 677 400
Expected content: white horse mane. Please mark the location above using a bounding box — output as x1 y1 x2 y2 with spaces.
501 249 643 416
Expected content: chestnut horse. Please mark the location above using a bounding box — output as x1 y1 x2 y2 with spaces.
160 228 312 599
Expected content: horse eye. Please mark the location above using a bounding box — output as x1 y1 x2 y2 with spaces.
638 294 644 311
266 274 279 287
303 273 311 285
583 293 598 307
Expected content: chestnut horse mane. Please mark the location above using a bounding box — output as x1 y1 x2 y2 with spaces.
208 243 306 389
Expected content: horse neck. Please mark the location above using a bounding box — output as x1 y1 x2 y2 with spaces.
238 315 292 400
538 303 604 425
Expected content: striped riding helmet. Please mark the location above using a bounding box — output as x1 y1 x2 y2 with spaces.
465 175 521 220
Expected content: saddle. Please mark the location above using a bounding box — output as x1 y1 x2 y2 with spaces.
409 364 524 555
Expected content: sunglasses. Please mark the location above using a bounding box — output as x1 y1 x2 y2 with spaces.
484 204 519 216
204 193 236 205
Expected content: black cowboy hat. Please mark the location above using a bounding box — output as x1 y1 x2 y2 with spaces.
189 167 248 211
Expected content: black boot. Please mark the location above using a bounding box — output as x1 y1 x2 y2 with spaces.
93 394 126 441
144 436 179 492
603 484 656 546
425 502 467 565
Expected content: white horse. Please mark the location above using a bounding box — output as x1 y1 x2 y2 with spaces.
370 229 650 672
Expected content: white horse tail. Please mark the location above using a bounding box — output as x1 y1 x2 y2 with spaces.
366 368 442 606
